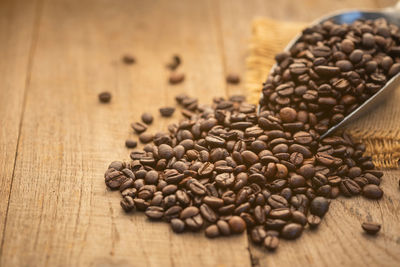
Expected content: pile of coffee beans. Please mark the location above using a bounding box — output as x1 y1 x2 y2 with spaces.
105 92 384 250
104 18 398 250
260 18 400 133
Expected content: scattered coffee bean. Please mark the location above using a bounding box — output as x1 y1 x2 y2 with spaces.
169 72 185 84
98 92 111 103
226 73 240 84
167 55 181 70
131 122 147 134
139 132 153 144
310 197 330 217
264 235 279 250
362 184 383 199
159 107 175 117
362 222 381 235
205 224 220 238
171 218 185 233
122 55 135 64
125 139 137 148
141 113 154 124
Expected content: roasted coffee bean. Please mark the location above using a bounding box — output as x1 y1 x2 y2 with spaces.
98 92 112 103
310 197 329 217
145 206 164 219
131 122 147 134
166 55 181 70
340 178 361 196
228 216 246 233
217 220 231 236
264 235 279 250
141 112 153 124
200 203 218 223
226 73 240 84
307 214 321 228
125 139 137 148
120 196 135 212
268 195 288 209
205 224 220 238
251 226 267 243
159 107 176 117
122 55 135 64
169 72 185 84
281 223 303 240
362 222 381 235
171 218 185 233
362 184 383 199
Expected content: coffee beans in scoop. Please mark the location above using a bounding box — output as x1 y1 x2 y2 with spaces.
260 18 400 134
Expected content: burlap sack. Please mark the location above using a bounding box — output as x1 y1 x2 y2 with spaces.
245 18 400 169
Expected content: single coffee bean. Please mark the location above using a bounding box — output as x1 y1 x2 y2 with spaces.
264 235 279 250
205 224 220 238
281 223 303 239
125 139 137 148
280 107 297 123
169 72 185 84
361 222 381 235
166 55 181 70
217 220 231 236
362 184 383 199
122 55 135 64
171 218 185 233
159 107 176 117
226 73 240 84
139 132 153 144
120 196 135 212
98 92 111 103
228 216 246 234
310 197 330 217
131 122 147 134
141 112 153 124
145 206 164 220
307 214 321 228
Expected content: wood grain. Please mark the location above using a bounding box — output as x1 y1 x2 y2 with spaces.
0 0 249 266
0 0 399 266
0 0 40 248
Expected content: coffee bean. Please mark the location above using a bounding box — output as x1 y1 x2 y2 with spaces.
226 73 240 84
200 203 218 223
281 223 303 239
166 55 181 70
293 131 313 144
307 214 321 228
217 220 231 236
158 144 174 160
122 55 135 64
264 235 279 250
139 132 153 144
125 139 137 148
120 196 135 212
205 224 220 238
145 206 164 219
98 92 111 103
169 72 185 84
141 113 153 124
310 197 330 217
280 107 297 123
159 107 175 117
171 218 185 233
228 216 246 233
131 122 147 134
362 222 381 235
180 206 199 219
362 184 383 199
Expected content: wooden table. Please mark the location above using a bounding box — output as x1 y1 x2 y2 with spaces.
1 0 399 266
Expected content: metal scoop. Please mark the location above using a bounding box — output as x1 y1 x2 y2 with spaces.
259 2 400 139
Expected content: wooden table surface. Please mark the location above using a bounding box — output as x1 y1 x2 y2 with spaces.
1 0 399 266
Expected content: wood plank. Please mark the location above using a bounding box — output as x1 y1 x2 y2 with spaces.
250 170 400 267
0 0 39 247
0 0 250 266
